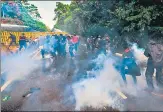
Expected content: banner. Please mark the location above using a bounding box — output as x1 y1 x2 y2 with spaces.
1 31 68 45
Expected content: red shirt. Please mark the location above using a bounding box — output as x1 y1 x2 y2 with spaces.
125 48 130 53
72 36 79 44
19 36 26 40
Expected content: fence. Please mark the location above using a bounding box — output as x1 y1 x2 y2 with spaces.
1 31 68 45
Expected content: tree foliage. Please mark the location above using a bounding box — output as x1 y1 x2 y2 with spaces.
1 0 47 31
23 3 41 20
54 0 163 48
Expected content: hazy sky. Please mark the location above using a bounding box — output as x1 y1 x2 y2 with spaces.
28 1 71 29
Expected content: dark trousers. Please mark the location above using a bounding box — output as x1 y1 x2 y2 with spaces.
121 67 137 85
8 41 16 49
145 59 163 89
60 45 66 57
19 43 27 51
51 47 58 57
120 58 141 85
41 49 46 58
74 43 79 51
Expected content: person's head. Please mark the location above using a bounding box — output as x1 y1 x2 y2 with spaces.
46 35 50 39
60 34 63 36
67 36 71 40
22 33 25 36
150 31 163 43
10 33 13 36
74 33 76 36
106 36 110 40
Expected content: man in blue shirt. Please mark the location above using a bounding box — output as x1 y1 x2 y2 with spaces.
60 34 67 57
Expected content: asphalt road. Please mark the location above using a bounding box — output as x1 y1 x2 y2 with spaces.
1 45 163 111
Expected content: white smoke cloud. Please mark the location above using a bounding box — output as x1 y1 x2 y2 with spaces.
72 54 124 110
131 43 147 65
1 50 41 82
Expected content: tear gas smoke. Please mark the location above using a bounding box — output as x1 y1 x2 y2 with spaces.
1 50 41 82
72 43 152 111
131 43 147 66
72 53 124 110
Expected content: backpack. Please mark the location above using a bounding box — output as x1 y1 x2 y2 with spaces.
148 40 163 66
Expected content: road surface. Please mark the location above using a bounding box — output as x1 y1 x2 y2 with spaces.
1 46 163 111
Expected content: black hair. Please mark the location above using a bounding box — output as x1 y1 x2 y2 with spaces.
150 31 163 42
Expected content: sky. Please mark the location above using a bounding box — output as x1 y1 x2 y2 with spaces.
28 1 71 29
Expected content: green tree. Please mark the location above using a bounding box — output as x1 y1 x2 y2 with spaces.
17 1 47 31
1 0 47 31
54 0 163 49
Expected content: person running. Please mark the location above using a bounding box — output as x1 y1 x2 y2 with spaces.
19 33 27 51
68 35 75 58
60 34 67 57
8 33 17 49
50 35 59 57
120 45 141 85
144 32 163 92
98 36 107 55
38 35 46 47
86 36 93 51
40 35 51 59
72 34 79 52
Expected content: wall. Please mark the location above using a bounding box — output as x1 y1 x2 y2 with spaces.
1 31 68 45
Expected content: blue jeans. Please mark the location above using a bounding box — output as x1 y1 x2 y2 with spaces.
60 45 66 57
41 49 47 58
74 43 79 51
69 45 74 57
19 43 27 51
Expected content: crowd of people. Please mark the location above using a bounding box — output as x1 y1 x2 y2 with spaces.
86 32 163 92
7 33 80 58
86 34 111 55
6 31 163 92
38 33 80 59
